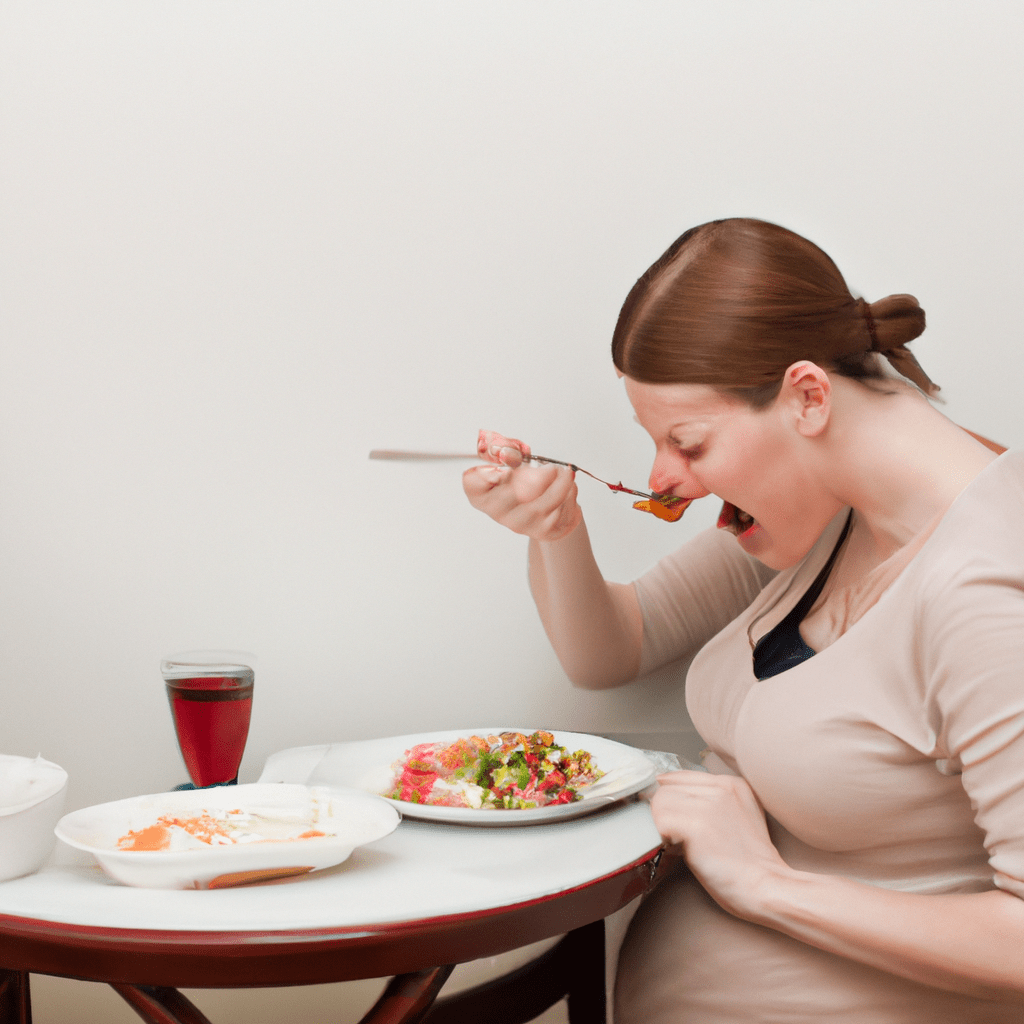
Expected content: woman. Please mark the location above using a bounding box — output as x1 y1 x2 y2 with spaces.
463 218 1024 1021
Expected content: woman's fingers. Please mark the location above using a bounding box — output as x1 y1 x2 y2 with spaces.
513 463 576 507
477 430 531 465
652 770 764 814
494 445 524 468
646 771 786 917
462 463 508 501
462 462 581 540
499 466 580 538
462 462 559 509
655 770 739 792
466 432 581 539
649 772 767 852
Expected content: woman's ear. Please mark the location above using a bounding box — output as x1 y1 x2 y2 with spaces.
779 361 832 438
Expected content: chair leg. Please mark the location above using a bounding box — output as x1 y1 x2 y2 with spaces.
0 971 31 1024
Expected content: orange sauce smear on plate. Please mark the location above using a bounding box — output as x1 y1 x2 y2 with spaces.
117 813 328 851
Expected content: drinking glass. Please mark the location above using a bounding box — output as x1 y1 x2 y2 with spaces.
161 651 256 788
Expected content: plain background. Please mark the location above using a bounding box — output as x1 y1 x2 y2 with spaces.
2 2 1022 1021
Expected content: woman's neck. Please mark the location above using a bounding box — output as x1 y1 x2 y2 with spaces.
817 381 999 564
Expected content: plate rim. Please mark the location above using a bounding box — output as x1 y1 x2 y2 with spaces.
54 782 400 859
308 727 658 827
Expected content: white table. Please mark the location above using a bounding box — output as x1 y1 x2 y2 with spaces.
0 799 662 1024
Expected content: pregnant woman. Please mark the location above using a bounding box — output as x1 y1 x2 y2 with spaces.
463 218 1024 1021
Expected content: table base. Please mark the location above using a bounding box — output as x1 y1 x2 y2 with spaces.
423 918 605 1024
0 972 29 1024
1 922 607 1024
109 965 457 1024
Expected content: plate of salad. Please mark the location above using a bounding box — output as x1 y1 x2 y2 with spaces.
261 729 659 825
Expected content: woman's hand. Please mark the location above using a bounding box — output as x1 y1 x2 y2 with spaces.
463 459 583 541
650 770 791 919
464 430 640 687
653 770 1024 999
464 431 582 542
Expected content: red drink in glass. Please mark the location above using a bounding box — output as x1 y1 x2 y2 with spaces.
161 654 255 788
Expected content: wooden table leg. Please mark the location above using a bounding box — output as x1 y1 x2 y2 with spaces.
421 920 607 1024
110 985 214 1024
0 971 31 1024
357 966 455 1024
565 919 605 1024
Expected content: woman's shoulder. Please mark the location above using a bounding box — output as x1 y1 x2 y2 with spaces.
931 449 1024 548
969 447 1024 490
912 449 1024 596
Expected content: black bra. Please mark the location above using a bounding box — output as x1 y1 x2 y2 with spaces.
751 513 853 681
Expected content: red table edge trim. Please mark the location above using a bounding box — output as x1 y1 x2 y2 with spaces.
0 845 662 947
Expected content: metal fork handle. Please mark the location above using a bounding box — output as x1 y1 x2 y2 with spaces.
526 455 658 501
367 449 662 501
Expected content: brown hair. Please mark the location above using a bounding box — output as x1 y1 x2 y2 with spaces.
611 218 938 406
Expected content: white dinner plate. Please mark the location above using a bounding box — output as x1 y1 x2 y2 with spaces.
54 783 399 889
260 729 658 826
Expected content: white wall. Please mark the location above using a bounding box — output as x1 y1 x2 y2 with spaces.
2 1 1023 1018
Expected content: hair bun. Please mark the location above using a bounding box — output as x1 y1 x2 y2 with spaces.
865 293 937 396
866 293 926 350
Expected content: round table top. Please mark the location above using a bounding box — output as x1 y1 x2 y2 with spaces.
0 799 662 987
1 800 659 932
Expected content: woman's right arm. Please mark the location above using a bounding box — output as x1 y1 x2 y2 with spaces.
528 523 643 689
462 456 643 690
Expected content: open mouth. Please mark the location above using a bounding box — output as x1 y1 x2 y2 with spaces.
717 500 756 537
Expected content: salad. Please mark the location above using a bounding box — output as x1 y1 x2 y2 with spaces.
385 730 604 810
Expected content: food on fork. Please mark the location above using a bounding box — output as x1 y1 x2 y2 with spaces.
477 428 691 521
632 495 691 522
385 730 604 810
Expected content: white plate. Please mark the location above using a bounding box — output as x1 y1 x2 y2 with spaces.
54 783 399 889
260 729 658 826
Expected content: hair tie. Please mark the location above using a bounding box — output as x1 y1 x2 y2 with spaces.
858 298 881 352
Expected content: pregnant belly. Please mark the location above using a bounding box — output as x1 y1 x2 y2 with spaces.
614 864 1023 1024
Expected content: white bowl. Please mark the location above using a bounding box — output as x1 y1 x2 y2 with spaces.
0 754 69 882
55 783 400 889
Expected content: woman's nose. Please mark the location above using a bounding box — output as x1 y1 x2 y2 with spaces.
649 456 711 500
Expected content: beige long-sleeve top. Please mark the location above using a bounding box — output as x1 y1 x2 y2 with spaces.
616 451 1024 1022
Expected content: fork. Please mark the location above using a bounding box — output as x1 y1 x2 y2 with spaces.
368 449 666 501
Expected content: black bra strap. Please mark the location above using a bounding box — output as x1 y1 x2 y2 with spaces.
782 509 854 626
751 511 854 680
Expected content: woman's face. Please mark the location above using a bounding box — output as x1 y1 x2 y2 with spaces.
624 376 843 570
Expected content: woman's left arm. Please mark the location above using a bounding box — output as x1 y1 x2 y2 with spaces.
652 770 1024 1000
